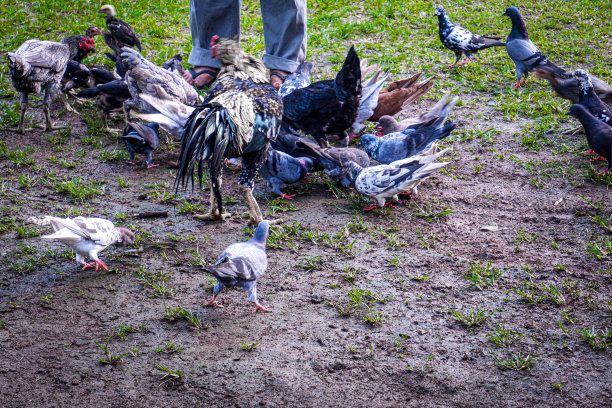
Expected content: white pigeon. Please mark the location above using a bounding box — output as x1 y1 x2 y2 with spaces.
41 216 135 271
344 148 450 209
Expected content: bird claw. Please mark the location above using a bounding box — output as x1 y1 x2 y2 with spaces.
383 202 395 208
147 163 159 169
582 150 596 155
195 212 232 221
459 58 470 65
127 161 137 165
253 303 271 313
278 193 295 200
82 262 96 270
597 170 611 176
362 205 379 211
249 218 283 226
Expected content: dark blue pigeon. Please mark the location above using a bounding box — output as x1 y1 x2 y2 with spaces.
435 6 505 67
121 121 160 169
503 7 564 89
359 117 456 164
203 221 271 313
279 62 312 98
259 148 314 199
567 105 612 175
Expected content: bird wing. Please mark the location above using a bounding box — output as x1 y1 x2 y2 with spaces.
214 242 267 281
107 19 139 47
279 61 313 97
16 40 69 72
125 121 159 149
506 38 546 68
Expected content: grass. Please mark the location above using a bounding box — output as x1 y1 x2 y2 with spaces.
461 261 504 290
448 305 499 330
491 351 540 373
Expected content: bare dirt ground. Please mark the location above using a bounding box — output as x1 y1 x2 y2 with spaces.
0 77 611 407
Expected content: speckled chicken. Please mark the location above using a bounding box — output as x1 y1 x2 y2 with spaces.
61 27 101 62
8 39 70 134
135 37 284 224
120 46 200 121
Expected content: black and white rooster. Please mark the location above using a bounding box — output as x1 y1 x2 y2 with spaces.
435 6 505 67
136 36 283 224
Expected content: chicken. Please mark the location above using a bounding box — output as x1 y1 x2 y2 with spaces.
161 54 185 75
99 4 141 56
135 37 284 224
8 39 70 134
41 216 134 271
369 73 434 121
120 46 200 122
60 26 101 62
60 60 96 112
282 46 362 148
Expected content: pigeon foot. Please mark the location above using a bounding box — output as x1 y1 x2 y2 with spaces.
278 193 295 200
459 58 470 65
582 149 596 155
147 163 159 169
362 205 379 211
597 169 611 176
205 299 224 308
127 161 137 165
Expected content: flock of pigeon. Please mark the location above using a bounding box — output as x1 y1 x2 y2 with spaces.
6 5 612 312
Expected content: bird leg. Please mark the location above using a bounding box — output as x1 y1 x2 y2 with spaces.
242 186 282 225
42 104 64 131
459 57 470 66
513 80 523 90
61 92 78 114
195 188 231 221
253 302 271 313
582 149 596 155
17 95 28 134
82 259 109 271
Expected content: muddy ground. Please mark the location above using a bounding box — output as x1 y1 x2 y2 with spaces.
0 76 611 407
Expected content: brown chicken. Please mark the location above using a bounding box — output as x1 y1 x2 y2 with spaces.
369 73 433 121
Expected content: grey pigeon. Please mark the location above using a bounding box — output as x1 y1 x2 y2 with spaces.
534 65 612 104
296 139 370 187
359 118 456 164
203 221 271 313
259 148 314 198
279 62 312 98
41 216 134 271
122 121 160 168
570 70 612 125
376 93 459 135
435 6 505 67
351 70 391 135
270 122 317 161
344 148 450 209
503 7 564 89
567 104 612 175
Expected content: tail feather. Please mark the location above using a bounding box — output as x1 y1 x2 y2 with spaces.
137 90 194 138
400 77 434 109
76 87 101 98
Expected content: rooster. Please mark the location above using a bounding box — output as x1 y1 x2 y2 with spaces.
282 46 361 148
8 39 70 134
61 27 101 62
136 37 283 224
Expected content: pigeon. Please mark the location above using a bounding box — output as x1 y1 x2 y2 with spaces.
279 61 312 98
258 148 314 199
503 7 564 89
122 121 160 168
376 93 459 135
295 139 370 187
283 46 362 148
344 148 450 209
359 117 456 164
270 122 318 161
534 65 612 104
567 104 612 175
350 70 391 135
203 221 271 313
569 70 612 125
434 6 505 67
41 216 134 271
369 73 434 121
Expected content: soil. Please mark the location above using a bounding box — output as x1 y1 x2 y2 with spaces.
0 87 610 408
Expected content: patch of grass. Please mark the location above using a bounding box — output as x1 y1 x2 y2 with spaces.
154 362 183 384
150 340 184 354
95 336 127 365
461 261 504 290
577 327 611 350
240 341 260 351
448 305 499 330
411 203 453 222
491 351 539 373
486 320 523 348
54 177 105 200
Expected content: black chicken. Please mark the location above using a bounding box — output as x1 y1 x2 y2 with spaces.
99 4 141 56
61 27 101 62
135 37 284 224
282 46 361 148
8 39 70 134
77 79 130 132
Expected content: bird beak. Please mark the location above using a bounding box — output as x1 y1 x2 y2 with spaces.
502 11 509 16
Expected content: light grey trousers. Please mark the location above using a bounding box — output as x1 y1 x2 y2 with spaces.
188 0 307 73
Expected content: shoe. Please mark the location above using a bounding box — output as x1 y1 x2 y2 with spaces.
186 67 218 91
